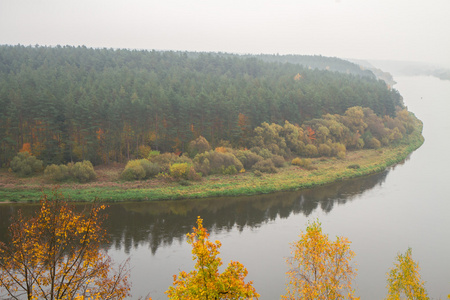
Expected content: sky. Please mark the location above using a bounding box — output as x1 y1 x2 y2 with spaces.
1 0 449 66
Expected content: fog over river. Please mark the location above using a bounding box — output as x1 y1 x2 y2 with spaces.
1 74 450 299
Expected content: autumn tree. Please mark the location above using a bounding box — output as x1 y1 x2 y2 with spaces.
0 190 130 300
283 220 358 300
386 248 429 300
166 216 259 299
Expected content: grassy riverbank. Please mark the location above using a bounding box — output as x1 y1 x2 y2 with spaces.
0 126 423 203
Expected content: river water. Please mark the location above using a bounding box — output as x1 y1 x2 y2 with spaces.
1 75 450 299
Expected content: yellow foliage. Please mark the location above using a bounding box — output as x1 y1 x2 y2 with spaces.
283 220 358 300
0 190 130 300
215 146 229 153
169 163 189 179
386 248 429 300
166 216 259 299
291 157 302 166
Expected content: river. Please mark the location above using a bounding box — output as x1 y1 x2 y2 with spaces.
1 75 450 299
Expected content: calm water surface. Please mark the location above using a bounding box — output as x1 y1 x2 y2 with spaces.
1 75 449 299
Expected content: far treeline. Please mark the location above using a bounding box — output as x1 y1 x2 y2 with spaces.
0 45 405 167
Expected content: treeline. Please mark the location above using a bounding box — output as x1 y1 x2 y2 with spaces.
244 53 376 78
0 45 403 166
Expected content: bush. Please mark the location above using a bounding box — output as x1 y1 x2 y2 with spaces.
193 151 243 176
331 143 346 157
292 158 314 170
70 160 96 183
252 159 277 173
10 152 43 177
304 144 318 158
121 159 160 181
149 153 192 173
121 160 146 181
318 144 332 157
140 159 160 178
170 163 190 179
337 151 346 159
271 155 286 168
44 164 70 182
235 150 264 169
186 165 202 181
258 148 273 159
187 136 211 158
366 137 381 149
291 157 302 166
222 165 237 175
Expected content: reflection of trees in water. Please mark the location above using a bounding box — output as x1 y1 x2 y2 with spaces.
103 170 389 255
0 171 388 255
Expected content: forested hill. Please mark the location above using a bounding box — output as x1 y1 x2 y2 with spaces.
0 45 403 165
242 54 376 78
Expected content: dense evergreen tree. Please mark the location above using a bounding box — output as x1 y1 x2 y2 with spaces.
0 45 404 165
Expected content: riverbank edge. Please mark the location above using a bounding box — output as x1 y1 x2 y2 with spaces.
0 124 424 203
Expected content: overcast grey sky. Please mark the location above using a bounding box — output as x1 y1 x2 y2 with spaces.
1 0 449 65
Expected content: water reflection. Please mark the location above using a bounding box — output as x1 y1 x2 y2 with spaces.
0 170 389 255
103 170 389 255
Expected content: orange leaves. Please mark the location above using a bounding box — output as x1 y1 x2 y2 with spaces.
19 142 32 153
294 73 303 81
0 189 130 300
166 216 259 300
306 126 316 142
283 220 358 300
214 146 229 153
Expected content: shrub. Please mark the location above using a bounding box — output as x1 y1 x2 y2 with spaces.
149 153 192 173
187 136 211 158
44 164 70 182
235 150 264 169
140 159 160 178
120 160 146 181
291 157 302 166
120 159 160 181
170 163 190 179
271 155 286 168
252 159 277 173
186 166 202 181
366 137 381 149
222 165 237 175
70 160 96 183
331 143 346 157
292 158 314 170
318 144 332 157
10 152 43 177
193 151 243 176
304 144 318 158
337 151 346 159
258 148 273 159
